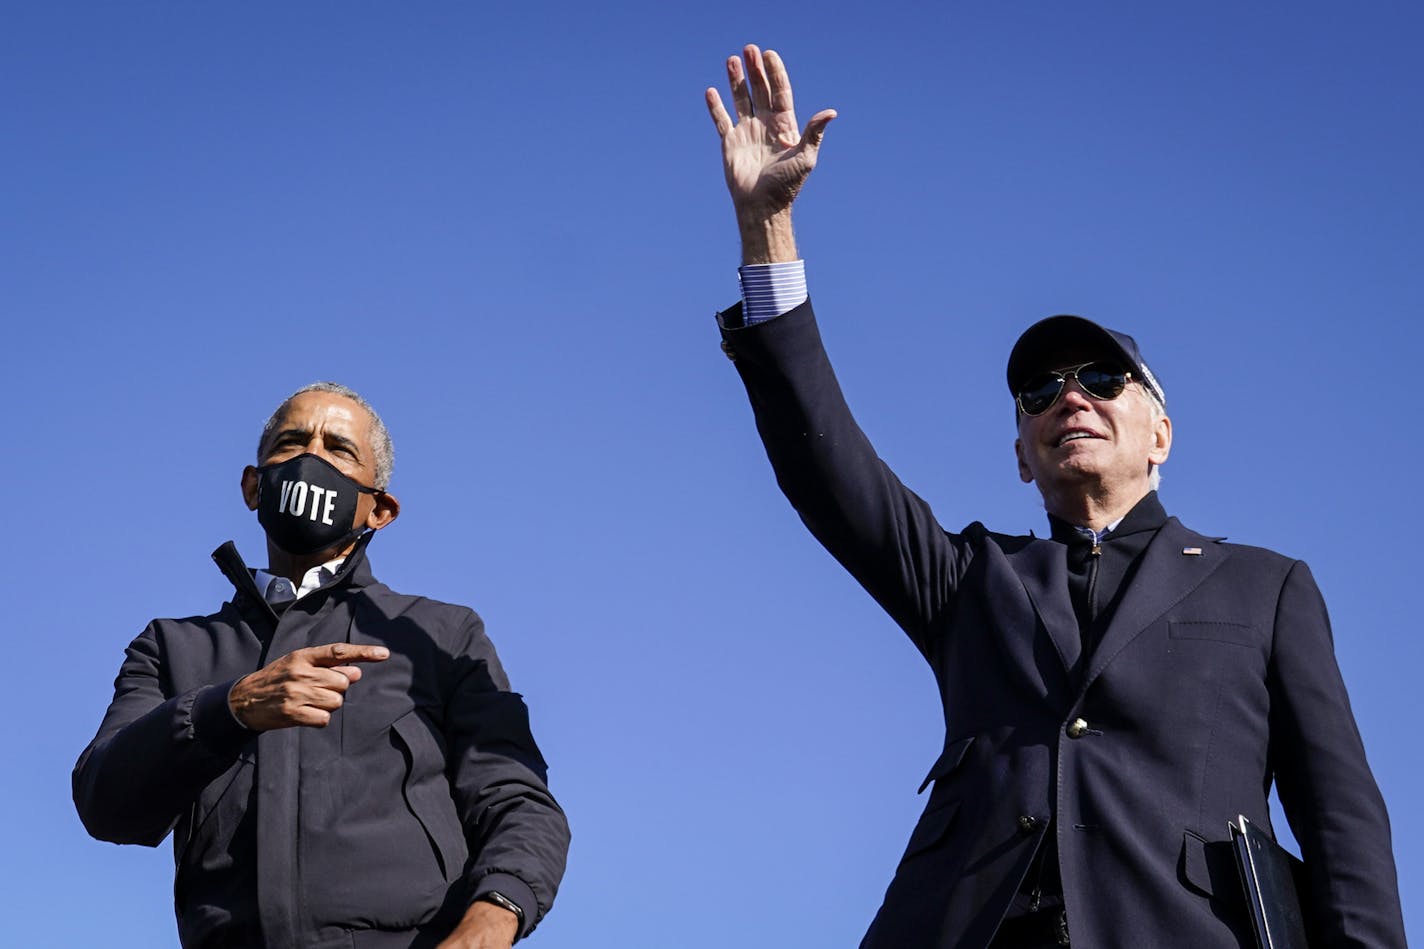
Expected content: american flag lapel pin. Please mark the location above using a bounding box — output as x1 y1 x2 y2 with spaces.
1182 547 1203 556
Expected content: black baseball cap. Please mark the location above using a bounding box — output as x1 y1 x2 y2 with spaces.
1006 314 1166 407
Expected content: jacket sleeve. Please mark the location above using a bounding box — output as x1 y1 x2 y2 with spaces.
444 615 570 940
1266 561 1406 947
73 623 253 846
719 299 974 654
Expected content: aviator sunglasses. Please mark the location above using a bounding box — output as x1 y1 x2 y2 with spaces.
1015 361 1134 416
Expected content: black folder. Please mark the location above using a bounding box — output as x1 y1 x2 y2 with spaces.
1230 815 1311 949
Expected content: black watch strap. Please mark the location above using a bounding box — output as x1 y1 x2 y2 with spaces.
479 889 525 926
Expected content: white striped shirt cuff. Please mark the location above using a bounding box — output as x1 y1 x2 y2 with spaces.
738 260 808 325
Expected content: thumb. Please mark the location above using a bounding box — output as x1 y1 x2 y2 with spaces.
800 108 837 151
309 642 390 667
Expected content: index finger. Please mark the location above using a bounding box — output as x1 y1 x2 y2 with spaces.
307 643 390 666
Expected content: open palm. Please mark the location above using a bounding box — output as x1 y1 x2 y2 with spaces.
706 46 836 220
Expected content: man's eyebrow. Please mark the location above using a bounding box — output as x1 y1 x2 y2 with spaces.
261 425 314 458
324 431 363 456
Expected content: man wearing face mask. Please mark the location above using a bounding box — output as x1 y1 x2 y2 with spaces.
74 382 569 949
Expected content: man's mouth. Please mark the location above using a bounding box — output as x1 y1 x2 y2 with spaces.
1055 430 1102 447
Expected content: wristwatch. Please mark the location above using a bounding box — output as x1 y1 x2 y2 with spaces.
478 889 525 930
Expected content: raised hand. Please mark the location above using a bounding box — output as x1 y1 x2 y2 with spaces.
228 642 389 730
705 45 836 263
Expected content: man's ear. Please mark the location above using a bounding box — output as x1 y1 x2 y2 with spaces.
242 466 260 511
366 491 401 530
1015 438 1034 484
1148 414 1172 467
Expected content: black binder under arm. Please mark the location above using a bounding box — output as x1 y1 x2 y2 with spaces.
1230 815 1312 949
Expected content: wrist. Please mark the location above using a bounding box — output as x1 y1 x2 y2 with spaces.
227 674 257 730
447 898 520 947
477 890 524 930
737 209 798 264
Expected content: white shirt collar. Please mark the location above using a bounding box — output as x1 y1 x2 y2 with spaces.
253 555 347 603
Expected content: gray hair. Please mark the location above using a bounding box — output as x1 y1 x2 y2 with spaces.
1146 391 1164 492
258 381 395 490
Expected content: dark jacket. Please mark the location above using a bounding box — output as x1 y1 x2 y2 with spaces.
719 300 1405 949
74 535 569 948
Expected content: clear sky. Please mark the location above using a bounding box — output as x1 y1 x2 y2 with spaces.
5 2 1420 945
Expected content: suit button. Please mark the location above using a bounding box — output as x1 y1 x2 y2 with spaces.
1066 718 1090 739
1017 815 1040 833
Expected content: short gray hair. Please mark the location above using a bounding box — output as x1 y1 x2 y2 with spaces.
1145 388 1165 492
258 381 395 490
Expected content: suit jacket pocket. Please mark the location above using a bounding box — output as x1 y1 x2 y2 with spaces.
917 735 976 794
901 736 974 861
1169 620 1257 647
902 796 962 861
390 709 467 881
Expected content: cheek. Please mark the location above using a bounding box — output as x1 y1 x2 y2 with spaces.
353 494 374 526
1123 412 1160 457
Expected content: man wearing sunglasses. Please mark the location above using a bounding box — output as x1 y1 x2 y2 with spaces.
704 45 1404 948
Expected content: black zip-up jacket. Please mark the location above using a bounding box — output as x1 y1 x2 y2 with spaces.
74 536 569 948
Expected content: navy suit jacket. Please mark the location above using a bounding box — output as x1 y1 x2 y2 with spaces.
719 300 1404 949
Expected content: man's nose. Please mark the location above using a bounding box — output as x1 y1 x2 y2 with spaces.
1058 377 1096 410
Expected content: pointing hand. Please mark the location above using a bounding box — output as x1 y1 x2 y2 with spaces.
228 642 389 731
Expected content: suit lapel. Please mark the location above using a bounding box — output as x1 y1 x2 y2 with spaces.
992 537 1080 690
1080 517 1229 691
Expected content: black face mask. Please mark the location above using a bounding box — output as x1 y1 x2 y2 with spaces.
255 453 382 556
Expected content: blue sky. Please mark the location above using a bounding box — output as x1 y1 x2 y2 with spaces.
5 2 1420 945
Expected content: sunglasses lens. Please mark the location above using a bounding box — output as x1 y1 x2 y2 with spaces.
1076 363 1129 400
1017 363 1131 415
1017 374 1063 416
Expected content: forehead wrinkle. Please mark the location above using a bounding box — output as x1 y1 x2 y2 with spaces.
260 423 311 459
264 399 367 451
289 397 367 435
272 424 314 442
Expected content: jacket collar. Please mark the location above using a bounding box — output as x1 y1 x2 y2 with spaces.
211 531 378 627
1045 490 1168 544
994 504 1224 693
